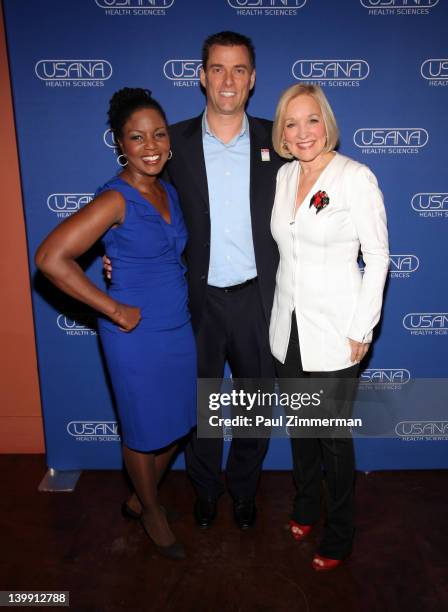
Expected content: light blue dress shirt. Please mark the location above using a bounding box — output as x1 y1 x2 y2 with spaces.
202 112 257 287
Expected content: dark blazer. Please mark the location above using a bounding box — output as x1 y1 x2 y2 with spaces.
166 113 284 332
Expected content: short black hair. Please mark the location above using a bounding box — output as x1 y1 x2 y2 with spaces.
108 87 167 140
201 31 256 70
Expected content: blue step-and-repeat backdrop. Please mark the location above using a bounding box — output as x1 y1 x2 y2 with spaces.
3 0 447 471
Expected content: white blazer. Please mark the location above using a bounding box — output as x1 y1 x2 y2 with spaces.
269 152 389 372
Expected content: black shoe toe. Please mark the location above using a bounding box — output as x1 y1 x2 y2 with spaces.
194 497 217 529
233 499 256 530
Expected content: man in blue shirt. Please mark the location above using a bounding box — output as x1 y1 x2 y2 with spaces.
166 32 283 530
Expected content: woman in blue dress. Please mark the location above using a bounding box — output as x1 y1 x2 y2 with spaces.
35 88 196 560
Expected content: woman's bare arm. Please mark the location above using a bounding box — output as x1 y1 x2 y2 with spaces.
35 190 140 331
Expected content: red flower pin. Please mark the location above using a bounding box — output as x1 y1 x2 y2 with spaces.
310 190 330 214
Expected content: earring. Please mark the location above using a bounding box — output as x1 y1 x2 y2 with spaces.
117 154 128 167
167 149 173 160
282 141 289 150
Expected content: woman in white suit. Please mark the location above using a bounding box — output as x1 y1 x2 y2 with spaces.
270 84 389 570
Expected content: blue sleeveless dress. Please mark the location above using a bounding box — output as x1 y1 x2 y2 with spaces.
96 176 196 451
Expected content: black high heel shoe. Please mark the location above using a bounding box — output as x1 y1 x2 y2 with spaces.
122 502 181 523
140 517 186 560
121 502 141 520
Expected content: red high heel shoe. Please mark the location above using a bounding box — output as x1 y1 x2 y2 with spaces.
288 519 312 542
312 554 344 571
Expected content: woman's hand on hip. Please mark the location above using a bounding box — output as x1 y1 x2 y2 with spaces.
111 303 142 332
103 255 112 280
348 338 370 364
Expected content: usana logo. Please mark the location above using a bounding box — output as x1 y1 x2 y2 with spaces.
360 368 411 387
402 313 448 336
359 254 420 277
226 0 307 17
57 313 98 336
360 0 439 15
67 421 120 442
47 194 93 218
395 421 448 440
95 0 174 15
411 193 448 218
353 128 429 154
35 60 112 87
420 59 448 87
388 254 419 278
163 60 202 87
292 60 369 87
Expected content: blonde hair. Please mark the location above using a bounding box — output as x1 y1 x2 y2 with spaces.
272 84 339 159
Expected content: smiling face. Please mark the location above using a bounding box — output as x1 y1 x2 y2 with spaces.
283 94 328 163
117 107 170 178
200 44 255 118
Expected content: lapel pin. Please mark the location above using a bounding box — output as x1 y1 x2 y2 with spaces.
261 148 270 162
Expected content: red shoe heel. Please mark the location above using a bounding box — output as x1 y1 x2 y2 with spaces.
312 554 344 571
288 519 312 542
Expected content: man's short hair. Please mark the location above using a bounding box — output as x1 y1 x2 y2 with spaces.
202 31 256 70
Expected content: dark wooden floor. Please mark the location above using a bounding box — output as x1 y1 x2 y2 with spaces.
1 455 447 612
